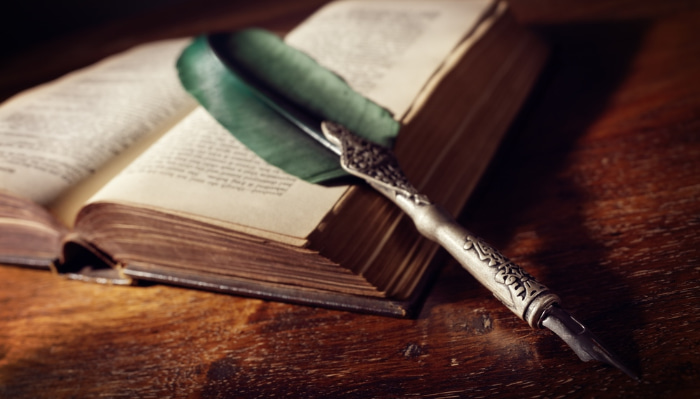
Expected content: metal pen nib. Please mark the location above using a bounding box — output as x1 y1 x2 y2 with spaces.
541 305 640 380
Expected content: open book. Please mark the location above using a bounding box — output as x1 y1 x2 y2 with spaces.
0 0 547 317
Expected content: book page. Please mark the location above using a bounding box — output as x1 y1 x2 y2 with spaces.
285 0 492 119
86 0 491 243
90 107 347 242
0 39 197 207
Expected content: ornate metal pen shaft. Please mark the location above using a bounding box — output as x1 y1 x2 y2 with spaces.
321 121 638 379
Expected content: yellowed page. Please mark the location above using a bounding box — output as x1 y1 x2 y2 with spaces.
0 39 197 215
86 0 493 243
89 107 347 243
285 0 492 119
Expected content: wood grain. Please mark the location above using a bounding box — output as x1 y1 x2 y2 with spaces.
1 1 699 397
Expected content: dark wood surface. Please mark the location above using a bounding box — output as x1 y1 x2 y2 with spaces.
1 1 699 397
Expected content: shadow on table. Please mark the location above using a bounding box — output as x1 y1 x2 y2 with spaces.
420 19 651 375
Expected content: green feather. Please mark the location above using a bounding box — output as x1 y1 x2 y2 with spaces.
177 30 400 183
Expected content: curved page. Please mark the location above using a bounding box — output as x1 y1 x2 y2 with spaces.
88 107 347 244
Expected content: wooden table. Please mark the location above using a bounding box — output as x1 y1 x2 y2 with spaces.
1 1 699 397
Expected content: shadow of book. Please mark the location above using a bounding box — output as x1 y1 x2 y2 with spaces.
424 19 651 374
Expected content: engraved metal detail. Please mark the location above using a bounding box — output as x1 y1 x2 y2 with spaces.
463 234 549 307
320 121 557 327
321 121 430 204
